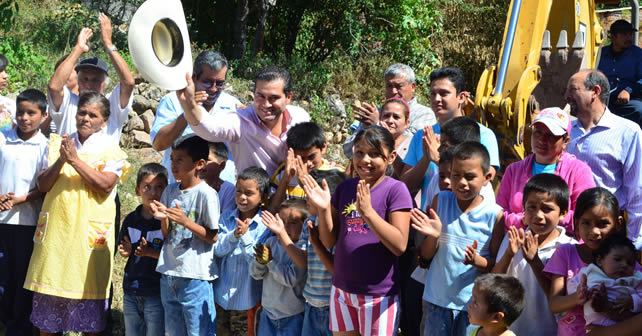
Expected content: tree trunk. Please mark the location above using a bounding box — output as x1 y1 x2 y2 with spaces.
251 0 270 57
231 0 249 60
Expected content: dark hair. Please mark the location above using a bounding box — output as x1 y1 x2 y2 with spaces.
452 141 490 174
429 67 466 93
136 162 169 187
172 135 209 162
474 274 525 326
278 198 310 221
286 122 326 150
207 142 229 161
0 54 7 72
309 169 347 194
193 51 228 79
237 166 270 196
441 117 480 146
16 89 47 115
522 174 570 212
353 125 396 159
439 146 456 165
381 98 410 120
55 54 70 70
78 91 110 119
583 70 610 104
255 66 292 96
594 233 637 265
574 187 622 232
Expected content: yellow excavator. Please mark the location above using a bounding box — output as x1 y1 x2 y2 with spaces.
473 0 639 166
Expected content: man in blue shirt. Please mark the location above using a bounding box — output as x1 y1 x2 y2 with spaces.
597 19 642 128
151 50 241 184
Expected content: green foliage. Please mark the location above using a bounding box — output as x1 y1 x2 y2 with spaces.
0 37 52 92
0 0 19 33
428 0 509 94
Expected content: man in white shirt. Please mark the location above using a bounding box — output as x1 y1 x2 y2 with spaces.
47 13 135 145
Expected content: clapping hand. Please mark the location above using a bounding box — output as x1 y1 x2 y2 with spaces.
234 218 250 238
301 174 331 211
410 208 442 238
262 211 285 237
150 200 168 219
254 242 272 264
522 230 540 262
118 236 132 257
422 126 440 163
463 240 479 265
135 237 154 257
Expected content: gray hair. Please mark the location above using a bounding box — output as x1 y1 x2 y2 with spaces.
384 63 416 84
193 51 228 79
583 70 610 104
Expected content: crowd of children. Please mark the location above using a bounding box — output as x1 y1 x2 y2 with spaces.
3 50 642 336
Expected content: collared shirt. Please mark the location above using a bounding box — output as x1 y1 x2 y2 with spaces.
0 129 48 225
567 108 642 248
191 104 310 176
598 44 642 96
150 91 241 184
47 85 133 145
213 209 272 310
269 159 344 200
406 97 437 136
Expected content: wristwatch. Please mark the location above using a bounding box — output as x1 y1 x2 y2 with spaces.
105 45 118 54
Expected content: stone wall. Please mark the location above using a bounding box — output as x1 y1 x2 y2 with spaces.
597 8 642 47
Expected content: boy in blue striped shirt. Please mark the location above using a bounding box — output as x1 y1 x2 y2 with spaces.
265 169 346 336
213 167 273 336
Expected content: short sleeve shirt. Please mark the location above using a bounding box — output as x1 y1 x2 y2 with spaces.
156 181 220 280
331 177 412 296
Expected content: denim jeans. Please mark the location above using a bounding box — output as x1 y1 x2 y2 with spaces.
160 275 216 336
123 294 165 336
258 312 304 336
421 300 469 336
301 303 332 336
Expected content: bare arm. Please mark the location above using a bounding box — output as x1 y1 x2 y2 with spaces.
37 157 65 193
549 273 587 313
356 180 409 256
586 314 642 336
310 228 334 273
400 157 431 195
98 13 134 109
262 211 307 269
267 150 296 214
411 198 442 261
301 175 338 249
176 73 204 126
152 114 189 151
48 29 92 110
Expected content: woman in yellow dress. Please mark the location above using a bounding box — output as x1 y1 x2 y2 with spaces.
24 92 130 335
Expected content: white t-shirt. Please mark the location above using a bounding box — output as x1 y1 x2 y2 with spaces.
0 129 48 225
497 227 576 335
48 85 132 145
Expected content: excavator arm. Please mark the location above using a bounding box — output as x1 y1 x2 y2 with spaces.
473 0 637 164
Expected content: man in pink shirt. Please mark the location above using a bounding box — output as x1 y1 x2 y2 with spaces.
179 66 309 176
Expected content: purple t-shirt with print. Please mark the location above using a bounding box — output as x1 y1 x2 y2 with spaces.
331 177 412 296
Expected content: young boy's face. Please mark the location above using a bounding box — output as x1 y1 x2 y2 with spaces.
170 148 203 182
523 191 566 236
279 207 305 242
235 178 264 216
467 285 495 326
294 144 326 172
438 160 452 191
16 101 46 136
201 152 226 190
450 157 491 202
136 174 168 211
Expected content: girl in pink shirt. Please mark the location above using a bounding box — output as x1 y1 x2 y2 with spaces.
544 188 624 336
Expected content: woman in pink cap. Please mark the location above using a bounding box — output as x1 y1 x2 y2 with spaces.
496 107 596 236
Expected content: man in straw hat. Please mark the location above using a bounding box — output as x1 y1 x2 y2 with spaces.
151 50 241 184
47 13 135 145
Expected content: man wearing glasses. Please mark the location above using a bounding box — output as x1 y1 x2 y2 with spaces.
151 50 241 184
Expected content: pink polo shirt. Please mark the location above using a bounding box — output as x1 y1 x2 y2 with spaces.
191 104 309 176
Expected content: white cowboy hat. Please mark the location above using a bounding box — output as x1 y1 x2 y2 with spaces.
128 0 192 90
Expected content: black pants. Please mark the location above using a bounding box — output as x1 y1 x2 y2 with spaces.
0 224 37 336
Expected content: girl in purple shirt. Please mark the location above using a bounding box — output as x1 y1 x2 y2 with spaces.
303 125 412 336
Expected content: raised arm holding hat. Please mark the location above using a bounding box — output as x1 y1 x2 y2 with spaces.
47 13 135 144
